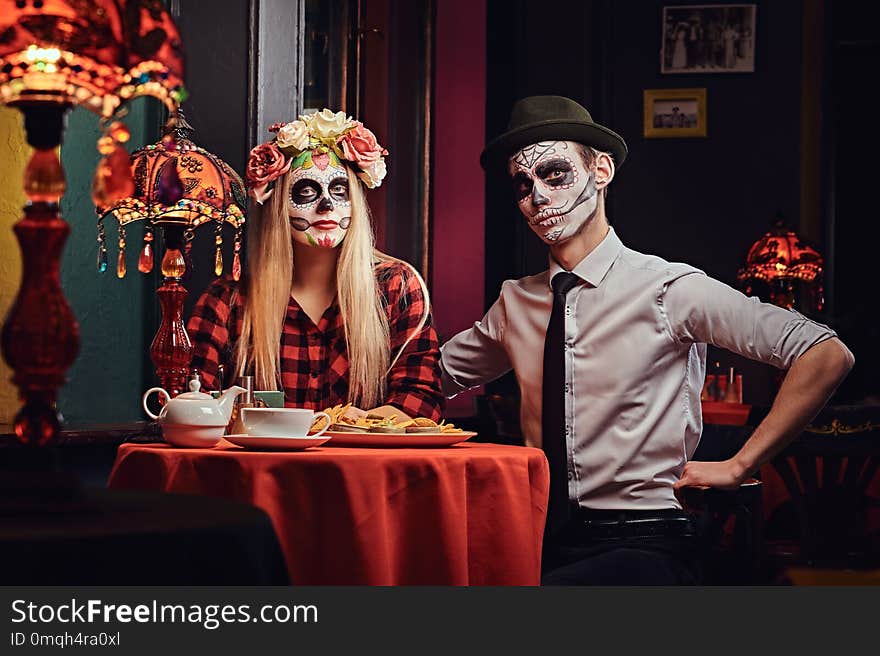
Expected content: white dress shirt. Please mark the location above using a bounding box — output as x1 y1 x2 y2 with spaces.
440 227 837 510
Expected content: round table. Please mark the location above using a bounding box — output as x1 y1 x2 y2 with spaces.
0 487 289 585
108 441 550 585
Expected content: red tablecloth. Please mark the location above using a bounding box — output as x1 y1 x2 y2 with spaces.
108 441 549 585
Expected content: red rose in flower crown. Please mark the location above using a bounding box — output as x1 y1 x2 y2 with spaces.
246 142 291 186
337 122 388 168
245 142 292 203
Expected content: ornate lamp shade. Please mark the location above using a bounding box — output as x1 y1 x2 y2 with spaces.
98 111 246 397
0 0 186 445
737 217 824 311
99 112 246 278
0 0 186 114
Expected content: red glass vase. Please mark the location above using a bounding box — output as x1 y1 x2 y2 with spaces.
1 200 80 445
150 278 192 398
0 105 80 446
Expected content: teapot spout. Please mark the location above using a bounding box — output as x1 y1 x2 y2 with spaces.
216 385 248 423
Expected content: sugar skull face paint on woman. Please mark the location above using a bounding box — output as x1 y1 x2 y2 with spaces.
288 151 352 249
508 140 598 244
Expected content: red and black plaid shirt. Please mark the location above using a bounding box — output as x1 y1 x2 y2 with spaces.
187 260 444 421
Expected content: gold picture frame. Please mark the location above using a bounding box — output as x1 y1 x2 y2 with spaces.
643 88 707 138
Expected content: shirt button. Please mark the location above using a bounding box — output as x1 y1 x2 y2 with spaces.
567 470 574 480
310 371 318 379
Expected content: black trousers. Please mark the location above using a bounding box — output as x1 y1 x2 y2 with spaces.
541 509 704 586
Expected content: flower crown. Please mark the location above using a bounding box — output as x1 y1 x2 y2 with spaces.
245 108 389 204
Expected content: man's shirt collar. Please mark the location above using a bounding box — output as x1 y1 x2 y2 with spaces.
548 226 623 288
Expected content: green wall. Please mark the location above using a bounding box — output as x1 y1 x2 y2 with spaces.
58 99 161 425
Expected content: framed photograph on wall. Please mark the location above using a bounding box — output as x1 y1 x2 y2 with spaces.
643 88 707 138
661 4 756 73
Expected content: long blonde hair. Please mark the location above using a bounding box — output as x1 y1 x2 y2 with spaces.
234 166 429 408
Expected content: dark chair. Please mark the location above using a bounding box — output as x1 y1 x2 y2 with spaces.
476 392 526 445
764 404 880 574
684 422 767 584
680 479 764 584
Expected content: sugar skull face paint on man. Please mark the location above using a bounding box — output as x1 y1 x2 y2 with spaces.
288 150 352 249
508 140 598 244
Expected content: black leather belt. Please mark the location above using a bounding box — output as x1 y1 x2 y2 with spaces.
559 508 698 543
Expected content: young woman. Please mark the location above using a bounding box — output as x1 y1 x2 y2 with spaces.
187 109 443 421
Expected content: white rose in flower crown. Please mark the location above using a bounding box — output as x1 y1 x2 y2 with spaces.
300 108 354 139
357 159 387 189
275 120 310 151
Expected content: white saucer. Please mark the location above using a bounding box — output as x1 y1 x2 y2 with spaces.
224 434 331 450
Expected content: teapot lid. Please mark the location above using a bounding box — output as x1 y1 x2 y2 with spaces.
174 377 213 400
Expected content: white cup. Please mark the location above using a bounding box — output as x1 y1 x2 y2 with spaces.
240 407 331 438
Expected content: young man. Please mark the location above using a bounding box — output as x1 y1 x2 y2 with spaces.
439 95 854 585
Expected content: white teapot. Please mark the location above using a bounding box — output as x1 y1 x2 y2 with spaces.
142 377 247 448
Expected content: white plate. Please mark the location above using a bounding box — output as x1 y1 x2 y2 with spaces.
224 434 331 450
321 430 476 448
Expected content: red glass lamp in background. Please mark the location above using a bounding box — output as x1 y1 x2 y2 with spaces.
0 1 186 445
737 212 824 313
98 110 246 398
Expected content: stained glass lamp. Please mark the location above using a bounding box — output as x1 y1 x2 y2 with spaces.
0 0 186 445
98 110 246 398
737 213 824 312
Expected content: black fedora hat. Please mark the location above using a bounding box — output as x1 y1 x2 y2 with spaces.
480 95 627 170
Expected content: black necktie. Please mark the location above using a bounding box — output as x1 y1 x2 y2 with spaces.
542 272 580 537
